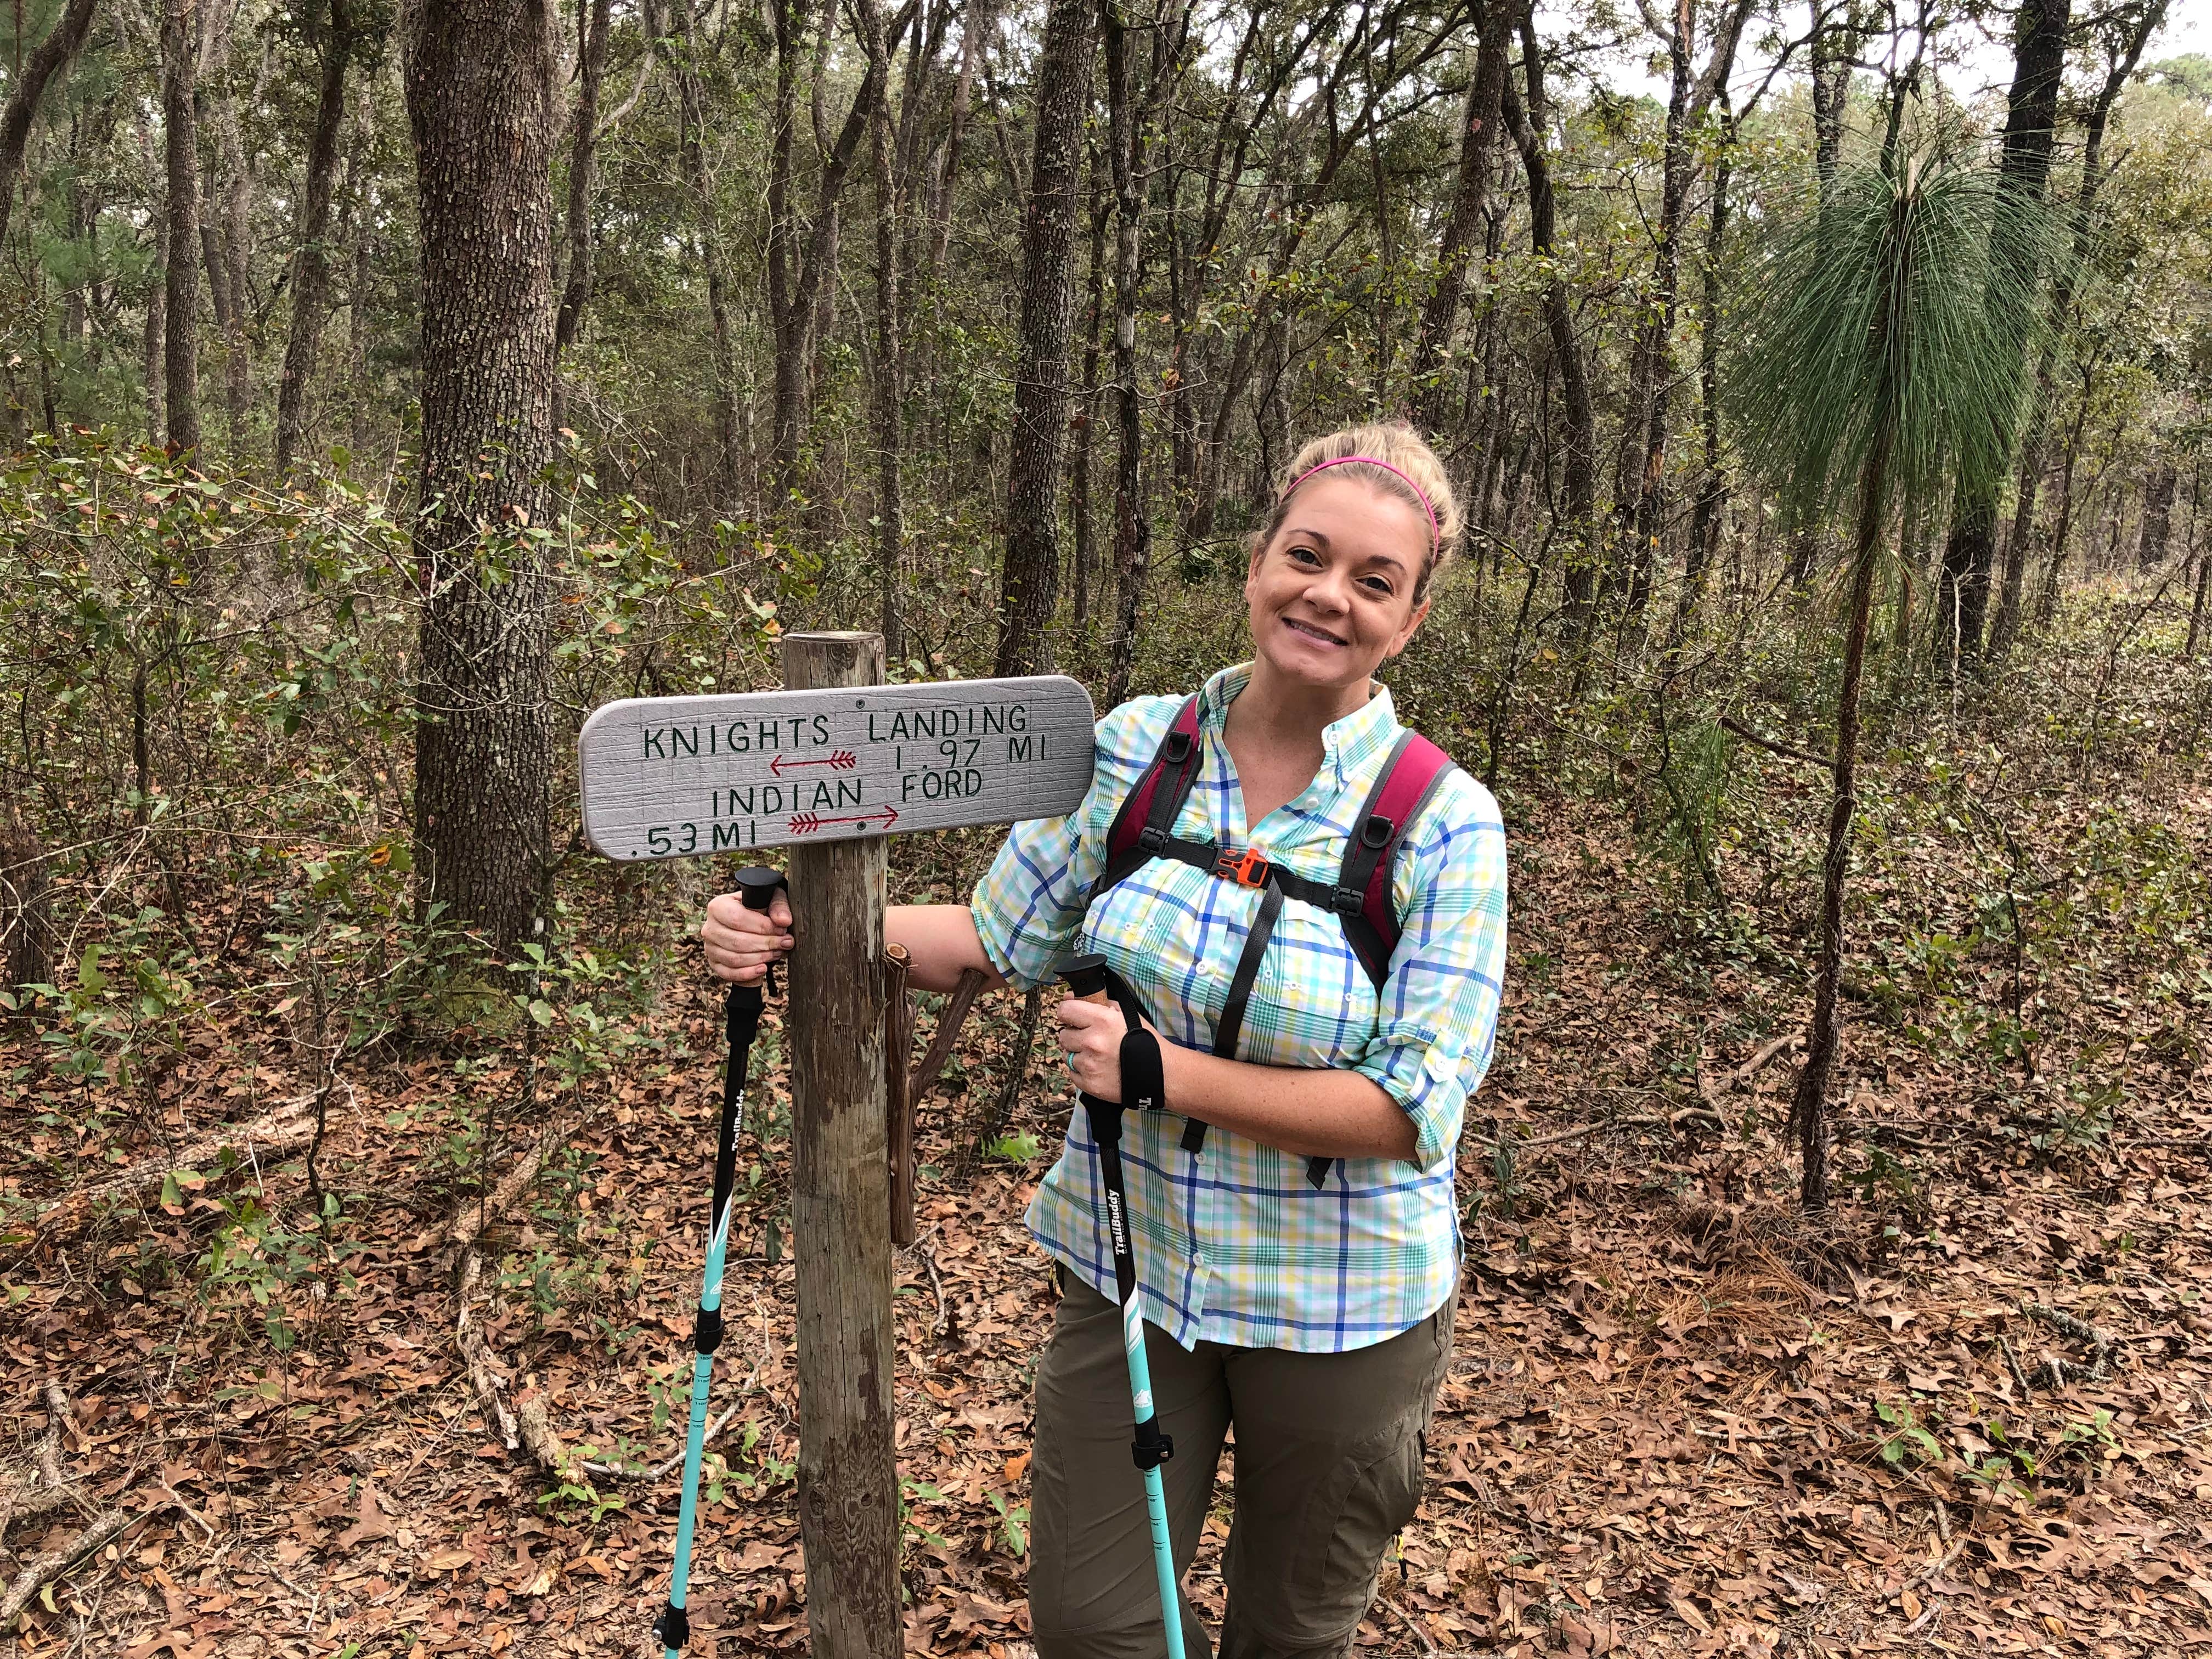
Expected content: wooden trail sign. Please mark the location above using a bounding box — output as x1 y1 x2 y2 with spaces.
576 673 1096 860
581 637 1102 1659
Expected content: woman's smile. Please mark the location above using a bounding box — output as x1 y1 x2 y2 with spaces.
1283 616 1349 648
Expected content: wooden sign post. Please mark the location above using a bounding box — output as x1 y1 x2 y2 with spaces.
578 636 1095 1659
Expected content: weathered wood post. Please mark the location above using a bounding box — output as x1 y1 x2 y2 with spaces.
576 657 1096 1654
781 631 901 1659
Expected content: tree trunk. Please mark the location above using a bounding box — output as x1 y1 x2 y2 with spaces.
1618 0 1752 627
160 0 202 456
862 0 905 661
1 811 53 994
992 0 1093 676
0 0 100 252
1988 4 2160 658
405 0 559 960
1408 0 1511 433
1071 163 1107 636
1502 21 1596 628
2188 541 2210 658
1673 98 1733 635
925 0 991 278
214 39 256 465
551 0 613 433
1793 425 1892 1211
1934 0 2069 673
1807 0 1856 200
765 0 897 509
2136 462 2177 571
275 0 356 474
672 0 744 507
1102 0 1153 706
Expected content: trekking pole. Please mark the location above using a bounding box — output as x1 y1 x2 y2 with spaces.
655 865 788 1657
1058 953 1187 1659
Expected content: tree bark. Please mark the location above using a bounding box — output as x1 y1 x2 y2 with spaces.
671 0 744 505
551 0 614 432
213 28 256 465
862 0 905 661
1502 19 1596 628
1071 162 1107 636
1673 96 1733 635
1102 0 1154 706
1935 0 2070 673
1988 3 2160 658
1793 423 1889 1211
160 0 202 456
2136 461 2177 571
1408 0 1512 433
404 0 560 960
1807 0 1857 200
275 0 357 474
766 0 900 507
1617 0 1752 625
0 0 100 252
992 0 1094 676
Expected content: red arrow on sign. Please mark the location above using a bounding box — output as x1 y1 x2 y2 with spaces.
788 805 899 834
770 749 859 776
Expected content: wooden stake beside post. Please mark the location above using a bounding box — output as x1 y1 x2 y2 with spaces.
781 631 901 1659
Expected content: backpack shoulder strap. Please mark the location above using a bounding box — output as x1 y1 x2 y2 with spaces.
1092 696 1206 904
1333 731 1458 989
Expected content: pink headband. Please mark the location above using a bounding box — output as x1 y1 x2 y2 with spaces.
1280 455 1440 555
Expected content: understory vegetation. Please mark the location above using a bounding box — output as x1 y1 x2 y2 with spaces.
3 0 2212 1649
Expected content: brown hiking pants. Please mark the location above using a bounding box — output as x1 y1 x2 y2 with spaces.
1029 1271 1455 1659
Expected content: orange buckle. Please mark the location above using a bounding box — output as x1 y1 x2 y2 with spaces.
1213 847 1272 889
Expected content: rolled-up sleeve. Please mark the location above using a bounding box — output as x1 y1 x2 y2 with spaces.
970 697 1180 990
1352 772 1508 1171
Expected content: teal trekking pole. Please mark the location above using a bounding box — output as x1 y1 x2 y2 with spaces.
655 865 786 1657
1059 953 1187 1659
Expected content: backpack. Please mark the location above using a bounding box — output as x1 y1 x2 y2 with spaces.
1087 695 1457 1188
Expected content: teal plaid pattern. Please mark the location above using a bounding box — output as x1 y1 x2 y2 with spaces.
971 663 1508 1353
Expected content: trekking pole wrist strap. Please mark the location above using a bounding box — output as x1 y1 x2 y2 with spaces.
1119 1027 1166 1118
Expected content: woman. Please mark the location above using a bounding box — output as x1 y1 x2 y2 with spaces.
703 421 1507 1658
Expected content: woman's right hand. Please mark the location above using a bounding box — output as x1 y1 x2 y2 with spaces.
701 889 797 984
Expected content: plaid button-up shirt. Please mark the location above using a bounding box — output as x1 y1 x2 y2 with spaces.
971 663 1508 1353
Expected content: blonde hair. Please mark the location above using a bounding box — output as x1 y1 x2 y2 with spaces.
1257 421 1463 599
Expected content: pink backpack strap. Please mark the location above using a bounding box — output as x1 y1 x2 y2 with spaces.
1092 696 1205 902
1334 731 1457 989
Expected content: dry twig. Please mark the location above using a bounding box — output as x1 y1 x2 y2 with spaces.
0 1503 164 1629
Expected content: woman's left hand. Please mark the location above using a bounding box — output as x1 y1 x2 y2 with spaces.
1054 994 1139 1103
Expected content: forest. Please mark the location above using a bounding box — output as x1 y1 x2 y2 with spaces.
2 0 2210 1647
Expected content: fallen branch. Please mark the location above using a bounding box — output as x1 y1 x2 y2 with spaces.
1377 1593 1442 1659
1998 1334 2033 1400
1719 716 1835 771
0 1384 86 1545
450 1111 583 1475
448 1111 574 1254
2025 1302 2113 1380
0 1503 163 1628
1733 1032 1801 1086
27 1093 318 1242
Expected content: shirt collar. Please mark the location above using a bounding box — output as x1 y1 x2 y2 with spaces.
1197 662 1403 785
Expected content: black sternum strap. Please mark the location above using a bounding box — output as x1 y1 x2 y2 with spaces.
1182 874 1285 1156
